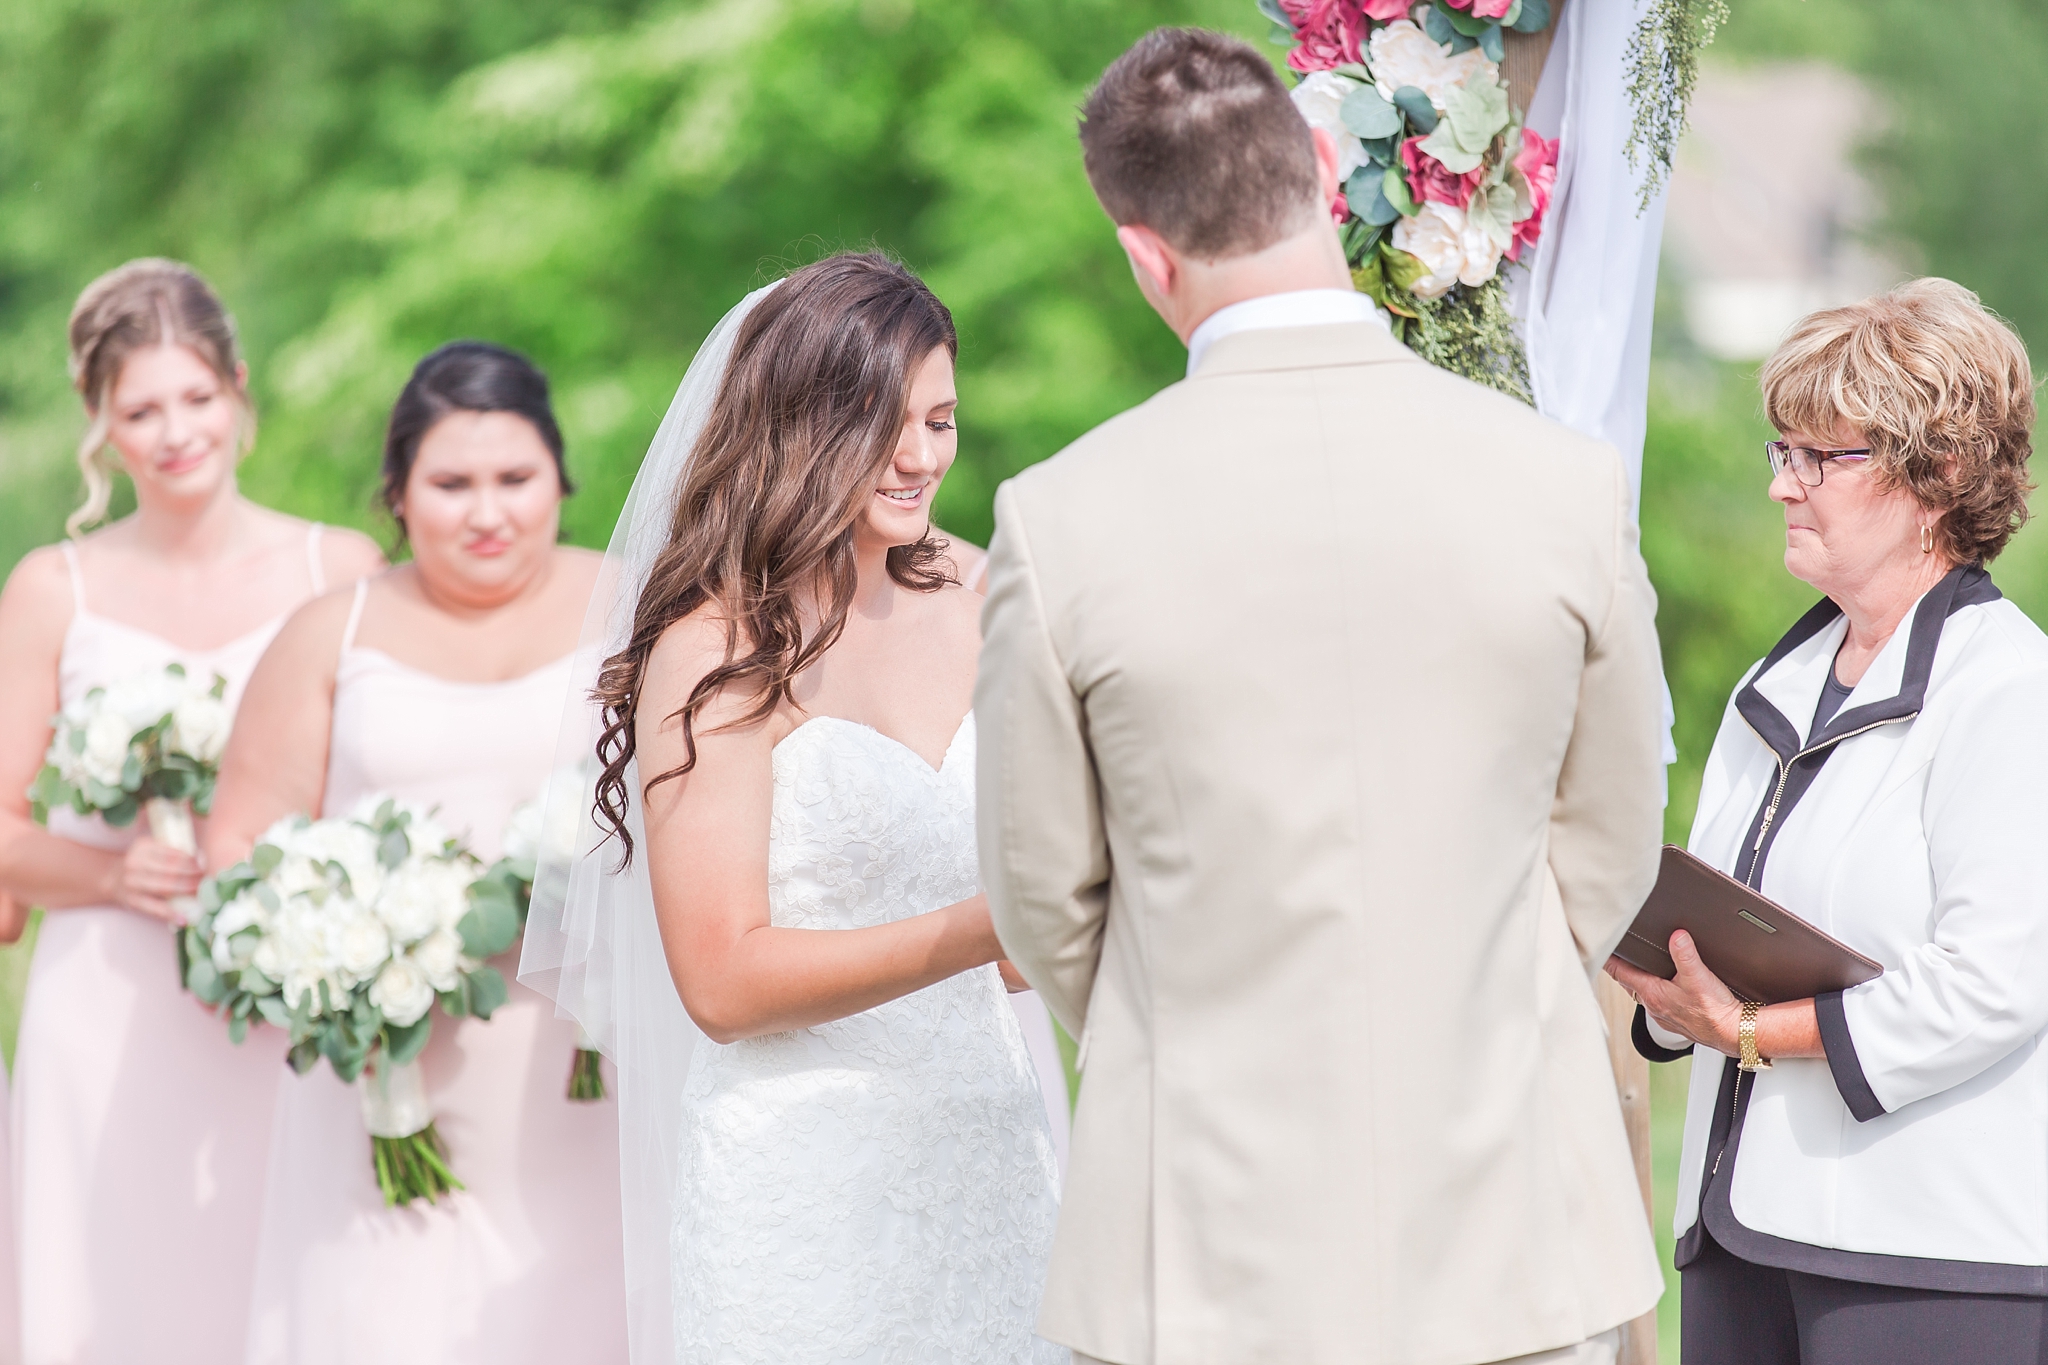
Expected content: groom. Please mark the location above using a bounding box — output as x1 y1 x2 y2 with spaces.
976 28 1666 1365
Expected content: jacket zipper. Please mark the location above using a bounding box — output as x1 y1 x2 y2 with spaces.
1711 708 1918 1177
1735 712 1916 889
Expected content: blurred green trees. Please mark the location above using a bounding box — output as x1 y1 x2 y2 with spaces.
0 0 1238 556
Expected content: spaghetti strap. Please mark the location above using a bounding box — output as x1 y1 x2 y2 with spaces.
305 523 326 595
964 554 990 593
58 540 87 615
339 578 368 654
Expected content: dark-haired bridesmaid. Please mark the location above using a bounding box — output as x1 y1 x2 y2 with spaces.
207 342 625 1363
0 260 383 1364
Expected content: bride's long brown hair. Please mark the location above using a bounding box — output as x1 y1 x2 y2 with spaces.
592 253 958 861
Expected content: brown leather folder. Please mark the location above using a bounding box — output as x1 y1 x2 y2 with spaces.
1614 845 1882 1005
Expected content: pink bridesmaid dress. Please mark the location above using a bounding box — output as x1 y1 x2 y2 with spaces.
242 578 627 1365
11 530 329 1365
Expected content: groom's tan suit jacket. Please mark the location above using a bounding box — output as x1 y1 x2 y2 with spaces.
976 320 1666 1365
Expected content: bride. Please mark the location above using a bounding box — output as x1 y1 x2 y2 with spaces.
526 253 1064 1363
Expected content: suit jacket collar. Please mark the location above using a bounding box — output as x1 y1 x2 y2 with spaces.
1189 320 1420 381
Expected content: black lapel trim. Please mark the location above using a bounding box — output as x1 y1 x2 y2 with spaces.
1729 565 1999 888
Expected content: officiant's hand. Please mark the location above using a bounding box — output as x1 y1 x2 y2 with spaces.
1607 931 1825 1061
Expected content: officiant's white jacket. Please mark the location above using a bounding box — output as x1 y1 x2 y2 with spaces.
1648 571 2048 1291
976 321 1668 1365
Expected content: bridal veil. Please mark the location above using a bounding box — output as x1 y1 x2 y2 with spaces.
519 282 778 1363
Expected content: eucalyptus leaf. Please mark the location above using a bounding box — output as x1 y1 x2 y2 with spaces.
1501 0 1522 24
228 1013 248 1045
1340 84 1402 140
1478 22 1505 62
1359 177 1401 225
187 953 226 1005
103 797 137 828
1433 1 1491 37
385 1013 434 1065
1508 0 1550 32
1419 122 1485 173
1381 163 1419 217
377 825 410 871
256 995 291 1028
252 843 283 877
1361 134 1399 166
1392 86 1437 135
1255 0 1289 25
287 1036 322 1075
1446 29 1477 54
465 966 509 1021
1267 21 1294 47
1441 77 1510 155
1423 6 1456 45
1380 240 1433 292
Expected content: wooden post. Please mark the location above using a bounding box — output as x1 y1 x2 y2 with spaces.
1597 971 1660 1365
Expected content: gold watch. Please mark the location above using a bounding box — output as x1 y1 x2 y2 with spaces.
1738 1000 1772 1072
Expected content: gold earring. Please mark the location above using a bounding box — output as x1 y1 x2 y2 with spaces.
1921 524 1935 555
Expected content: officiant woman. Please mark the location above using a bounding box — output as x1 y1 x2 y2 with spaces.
1610 279 2048 1364
205 340 626 1362
0 260 384 1365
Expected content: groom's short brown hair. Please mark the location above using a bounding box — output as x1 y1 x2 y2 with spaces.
1080 28 1321 259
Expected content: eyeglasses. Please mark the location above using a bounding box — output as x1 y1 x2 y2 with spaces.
1765 440 1873 487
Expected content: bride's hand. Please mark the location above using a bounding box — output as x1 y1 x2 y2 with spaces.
103 837 202 925
997 960 1031 993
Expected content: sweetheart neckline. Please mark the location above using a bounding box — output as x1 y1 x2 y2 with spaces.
66 606 289 659
773 712 971 776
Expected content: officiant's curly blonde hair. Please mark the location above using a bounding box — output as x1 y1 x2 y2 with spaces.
1762 278 2035 566
592 252 957 860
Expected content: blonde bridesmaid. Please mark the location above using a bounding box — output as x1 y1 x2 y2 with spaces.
0 259 382 1364
208 341 626 1364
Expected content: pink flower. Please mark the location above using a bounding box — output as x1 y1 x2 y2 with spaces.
1400 136 1483 210
1281 0 1364 72
1360 0 1409 17
1441 0 1516 17
1506 127 1559 262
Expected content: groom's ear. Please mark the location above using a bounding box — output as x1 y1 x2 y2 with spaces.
1308 127 1344 209
1115 224 1177 304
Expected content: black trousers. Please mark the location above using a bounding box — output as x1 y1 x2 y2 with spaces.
1683 1228 2048 1364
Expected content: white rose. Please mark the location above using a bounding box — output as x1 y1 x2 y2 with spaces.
271 902 344 1013
211 924 261 974
290 821 385 903
1456 210 1506 287
410 928 466 993
79 709 134 787
1368 19 1498 111
369 956 436 1028
373 859 472 946
1393 201 1469 299
1289 71 1367 182
169 694 232 764
326 903 394 986
499 799 543 867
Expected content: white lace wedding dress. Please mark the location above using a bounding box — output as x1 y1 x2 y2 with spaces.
669 713 1066 1364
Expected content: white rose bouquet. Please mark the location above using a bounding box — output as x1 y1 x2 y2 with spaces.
494 791 607 1101
180 796 525 1206
30 662 233 858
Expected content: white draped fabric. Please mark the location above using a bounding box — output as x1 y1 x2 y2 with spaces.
1519 0 1679 775
1523 0 1670 514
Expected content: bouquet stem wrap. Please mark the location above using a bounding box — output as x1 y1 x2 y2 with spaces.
146 797 202 924
569 1024 607 1102
358 1056 461 1206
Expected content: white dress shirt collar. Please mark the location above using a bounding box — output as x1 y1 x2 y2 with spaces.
1184 288 1387 377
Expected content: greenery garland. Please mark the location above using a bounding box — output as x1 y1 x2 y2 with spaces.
1623 0 1730 209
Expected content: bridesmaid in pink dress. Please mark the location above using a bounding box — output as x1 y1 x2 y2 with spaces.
207 341 626 1364
0 260 383 1364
